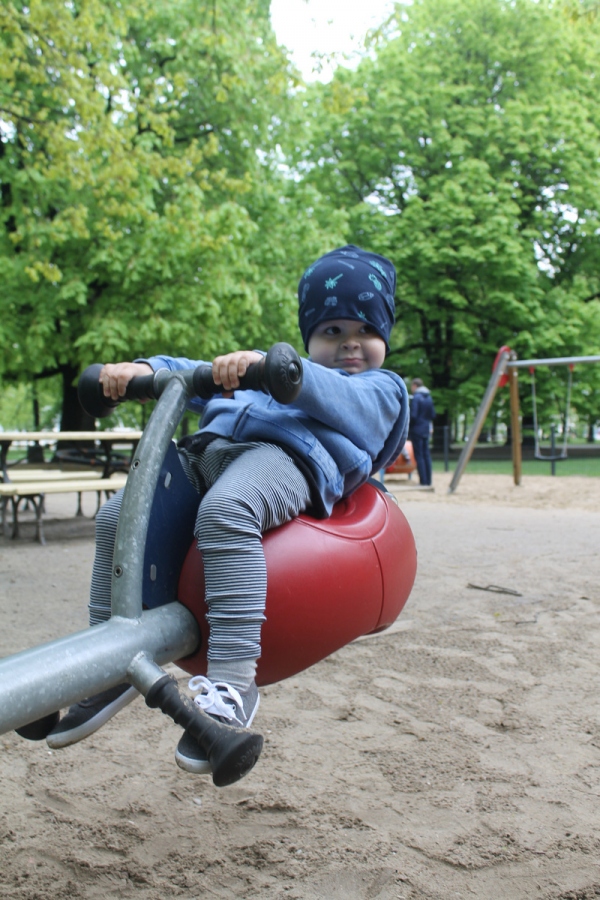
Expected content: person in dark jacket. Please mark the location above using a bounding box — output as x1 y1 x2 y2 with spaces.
408 378 436 486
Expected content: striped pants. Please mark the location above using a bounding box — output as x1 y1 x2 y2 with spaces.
89 439 311 661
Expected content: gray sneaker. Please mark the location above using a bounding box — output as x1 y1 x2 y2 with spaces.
175 676 260 775
46 683 139 749
15 711 60 742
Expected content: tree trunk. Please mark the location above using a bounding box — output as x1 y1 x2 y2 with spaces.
431 408 448 451
588 419 596 443
521 413 535 447
27 382 45 462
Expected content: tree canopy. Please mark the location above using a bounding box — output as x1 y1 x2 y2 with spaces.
292 0 600 425
1 0 599 437
0 0 344 427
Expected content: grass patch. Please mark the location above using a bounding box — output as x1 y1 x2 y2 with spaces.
434 457 600 477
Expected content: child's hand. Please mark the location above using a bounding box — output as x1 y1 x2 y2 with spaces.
212 351 263 393
99 362 154 402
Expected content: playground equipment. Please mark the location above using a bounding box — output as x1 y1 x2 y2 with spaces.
385 440 417 477
529 364 573 463
449 348 600 492
0 344 417 786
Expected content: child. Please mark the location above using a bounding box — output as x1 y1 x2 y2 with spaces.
43 245 409 775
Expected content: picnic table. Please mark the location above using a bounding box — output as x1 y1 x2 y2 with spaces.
0 430 142 543
0 430 142 481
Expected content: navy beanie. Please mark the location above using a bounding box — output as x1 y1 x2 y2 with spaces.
298 245 397 351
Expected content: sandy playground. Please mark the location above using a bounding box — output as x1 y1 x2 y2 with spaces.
0 471 599 899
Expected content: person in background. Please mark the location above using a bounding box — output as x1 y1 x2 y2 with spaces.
408 378 436 486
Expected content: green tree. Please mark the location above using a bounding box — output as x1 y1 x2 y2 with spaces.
291 0 600 433
0 0 344 431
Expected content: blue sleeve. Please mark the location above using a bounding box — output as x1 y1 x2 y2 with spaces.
294 360 409 461
140 355 208 372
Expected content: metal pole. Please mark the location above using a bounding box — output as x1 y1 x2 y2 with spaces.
0 604 199 736
550 425 556 476
448 349 511 493
443 425 450 472
507 355 600 368
509 365 521 486
111 372 189 620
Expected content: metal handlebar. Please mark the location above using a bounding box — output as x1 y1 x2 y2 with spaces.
0 345 303 785
78 343 303 419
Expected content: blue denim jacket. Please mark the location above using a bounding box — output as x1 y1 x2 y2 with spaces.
143 354 409 517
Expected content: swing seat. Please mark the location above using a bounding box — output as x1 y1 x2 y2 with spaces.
385 440 417 476
141 443 417 688
177 482 417 686
534 449 567 462
530 364 572 463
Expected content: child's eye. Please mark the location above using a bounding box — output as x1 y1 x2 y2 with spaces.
324 326 341 335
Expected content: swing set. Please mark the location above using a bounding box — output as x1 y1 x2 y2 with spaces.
449 348 600 493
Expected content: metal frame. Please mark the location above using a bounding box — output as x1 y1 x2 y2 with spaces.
0 347 312 785
0 369 200 735
448 352 600 493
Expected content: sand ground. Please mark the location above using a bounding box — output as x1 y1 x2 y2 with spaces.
0 472 599 899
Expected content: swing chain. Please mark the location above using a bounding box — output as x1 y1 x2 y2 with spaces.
529 364 573 461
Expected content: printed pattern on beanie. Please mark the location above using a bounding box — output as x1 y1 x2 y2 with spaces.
298 245 396 350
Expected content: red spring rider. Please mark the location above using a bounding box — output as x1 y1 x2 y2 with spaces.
12 245 417 787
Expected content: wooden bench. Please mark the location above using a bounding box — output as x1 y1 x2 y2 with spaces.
5 467 106 482
0 475 128 544
0 430 142 482
3 469 113 522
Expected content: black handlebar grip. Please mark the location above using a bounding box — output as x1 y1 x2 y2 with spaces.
190 361 269 399
78 364 157 419
258 342 303 404
192 342 303 404
78 363 119 419
123 373 157 403
191 365 224 400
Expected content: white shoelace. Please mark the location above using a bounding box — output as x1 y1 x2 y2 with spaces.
188 675 244 724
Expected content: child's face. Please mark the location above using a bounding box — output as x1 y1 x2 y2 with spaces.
307 319 386 374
